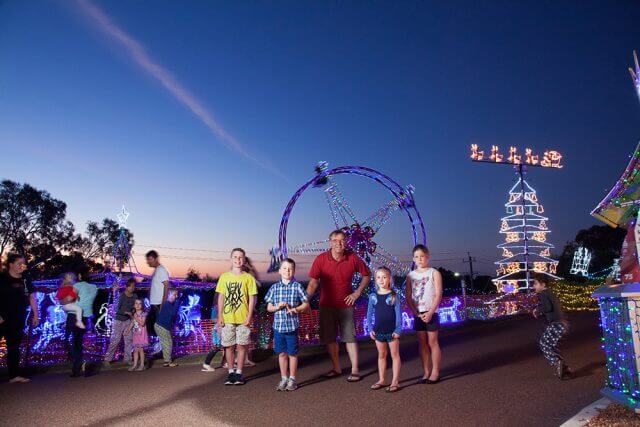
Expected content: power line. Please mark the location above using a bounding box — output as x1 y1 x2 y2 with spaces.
133 245 481 267
135 244 266 256
137 244 480 259
130 253 312 264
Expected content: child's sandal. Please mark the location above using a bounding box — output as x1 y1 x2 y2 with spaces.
346 373 362 382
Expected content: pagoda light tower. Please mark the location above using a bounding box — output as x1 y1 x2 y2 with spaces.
471 145 563 291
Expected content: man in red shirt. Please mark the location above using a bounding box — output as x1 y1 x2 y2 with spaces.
307 229 370 381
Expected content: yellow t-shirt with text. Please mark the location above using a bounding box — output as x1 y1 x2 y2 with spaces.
216 272 258 324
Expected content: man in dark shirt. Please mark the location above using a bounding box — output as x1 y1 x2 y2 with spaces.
0 253 39 383
103 278 138 367
532 274 571 380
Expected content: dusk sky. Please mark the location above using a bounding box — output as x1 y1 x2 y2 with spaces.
1 1 640 279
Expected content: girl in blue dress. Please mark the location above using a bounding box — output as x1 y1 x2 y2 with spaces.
366 267 402 392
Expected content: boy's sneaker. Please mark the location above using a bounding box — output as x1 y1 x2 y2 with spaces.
276 378 288 391
224 373 236 385
234 374 246 385
285 378 298 391
201 363 215 372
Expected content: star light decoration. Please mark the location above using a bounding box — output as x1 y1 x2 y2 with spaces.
117 205 130 229
111 205 134 274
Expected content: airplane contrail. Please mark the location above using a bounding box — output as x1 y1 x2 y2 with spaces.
76 0 282 177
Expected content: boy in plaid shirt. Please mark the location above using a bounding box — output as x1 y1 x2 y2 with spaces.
265 258 309 391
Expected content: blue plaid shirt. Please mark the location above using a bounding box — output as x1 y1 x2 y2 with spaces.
264 280 308 333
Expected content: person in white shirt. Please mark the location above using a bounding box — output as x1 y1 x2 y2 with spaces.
406 244 443 385
146 250 170 341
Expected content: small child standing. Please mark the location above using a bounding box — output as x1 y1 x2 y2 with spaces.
154 289 180 367
56 273 85 329
128 299 148 372
366 267 402 392
265 258 309 392
532 274 571 379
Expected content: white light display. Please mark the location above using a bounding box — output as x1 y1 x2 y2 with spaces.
117 205 130 229
570 247 592 277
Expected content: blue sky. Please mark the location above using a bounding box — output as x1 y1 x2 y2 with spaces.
1 1 639 278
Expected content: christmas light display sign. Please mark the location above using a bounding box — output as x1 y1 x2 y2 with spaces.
471 144 563 168
471 145 563 292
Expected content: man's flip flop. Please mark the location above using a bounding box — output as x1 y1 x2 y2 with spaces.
385 385 400 393
323 370 341 378
370 383 385 390
346 374 362 382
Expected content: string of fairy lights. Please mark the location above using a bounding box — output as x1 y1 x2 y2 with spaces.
598 298 640 404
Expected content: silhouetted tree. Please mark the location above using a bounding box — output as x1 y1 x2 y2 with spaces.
79 218 134 263
34 251 99 281
0 180 78 267
186 267 202 282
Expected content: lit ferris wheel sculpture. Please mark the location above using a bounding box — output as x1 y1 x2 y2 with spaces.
271 162 427 276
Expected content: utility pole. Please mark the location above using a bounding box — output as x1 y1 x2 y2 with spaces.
463 251 476 292
517 164 530 288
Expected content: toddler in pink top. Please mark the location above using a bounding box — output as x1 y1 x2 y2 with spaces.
127 299 148 371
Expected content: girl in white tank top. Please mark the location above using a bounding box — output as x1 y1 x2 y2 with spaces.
408 268 436 313
406 245 443 384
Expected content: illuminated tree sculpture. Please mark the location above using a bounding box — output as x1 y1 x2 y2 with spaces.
493 177 560 293
471 144 563 292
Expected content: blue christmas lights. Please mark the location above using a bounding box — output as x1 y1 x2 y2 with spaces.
598 297 640 405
